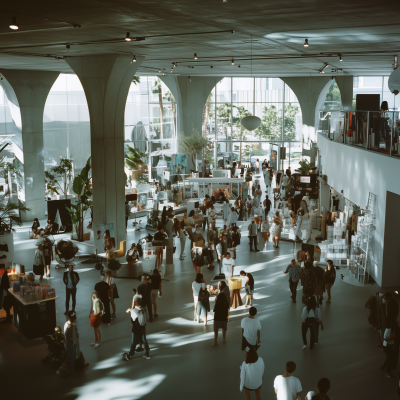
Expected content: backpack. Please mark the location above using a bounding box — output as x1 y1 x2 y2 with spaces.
131 310 146 334
302 269 316 291
198 287 209 302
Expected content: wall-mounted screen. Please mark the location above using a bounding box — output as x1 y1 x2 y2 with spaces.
300 176 310 184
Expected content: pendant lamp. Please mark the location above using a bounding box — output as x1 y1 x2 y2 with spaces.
240 35 261 131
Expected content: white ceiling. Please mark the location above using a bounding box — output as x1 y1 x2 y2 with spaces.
0 0 399 77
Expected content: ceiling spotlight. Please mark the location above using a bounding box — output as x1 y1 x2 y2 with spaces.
339 54 343 62
9 16 19 30
66 44 70 50
189 76 192 82
171 69 173 73
163 72 165 76
132 55 136 62
304 38 309 47
394 55 398 70
238 65 241 68
319 63 329 73
159 69 162 73
194 53 198 60
125 32 131 42
211 66 213 68
231 59 235 65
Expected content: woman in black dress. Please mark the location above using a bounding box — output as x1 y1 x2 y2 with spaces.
43 239 53 277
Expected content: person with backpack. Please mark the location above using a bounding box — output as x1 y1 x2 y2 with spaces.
301 296 324 350
301 262 317 304
192 273 206 322
122 297 150 361
89 291 104 347
94 276 111 326
137 275 153 322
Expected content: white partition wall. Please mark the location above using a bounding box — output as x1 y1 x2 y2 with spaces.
318 133 400 287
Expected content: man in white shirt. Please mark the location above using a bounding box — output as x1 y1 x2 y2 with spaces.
241 306 261 350
221 252 235 280
122 297 150 361
274 361 302 400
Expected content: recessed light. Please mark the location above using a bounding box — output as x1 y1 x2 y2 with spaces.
125 32 131 42
304 38 309 47
9 16 18 30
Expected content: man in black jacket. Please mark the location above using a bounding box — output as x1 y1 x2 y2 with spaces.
63 265 80 315
94 276 111 325
137 275 153 322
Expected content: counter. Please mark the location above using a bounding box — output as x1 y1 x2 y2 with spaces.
8 288 59 340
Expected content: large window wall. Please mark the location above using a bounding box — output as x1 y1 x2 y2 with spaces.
203 77 303 171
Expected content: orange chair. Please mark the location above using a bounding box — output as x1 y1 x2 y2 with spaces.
113 240 126 258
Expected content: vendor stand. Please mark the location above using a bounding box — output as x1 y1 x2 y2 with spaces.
8 288 59 340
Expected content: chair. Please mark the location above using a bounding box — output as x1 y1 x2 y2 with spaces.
113 240 126 258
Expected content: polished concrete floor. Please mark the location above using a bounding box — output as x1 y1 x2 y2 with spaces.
1 215 399 400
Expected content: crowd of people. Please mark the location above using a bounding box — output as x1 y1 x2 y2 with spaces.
3 158 398 399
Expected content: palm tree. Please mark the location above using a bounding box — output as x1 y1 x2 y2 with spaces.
152 79 164 140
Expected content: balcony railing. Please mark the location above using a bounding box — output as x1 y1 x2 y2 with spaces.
317 109 400 158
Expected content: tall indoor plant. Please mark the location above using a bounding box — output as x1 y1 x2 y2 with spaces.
0 194 31 234
178 130 208 172
125 146 149 187
45 156 73 199
66 157 92 241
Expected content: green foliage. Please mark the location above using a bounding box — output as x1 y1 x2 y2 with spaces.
323 81 341 110
108 258 121 271
125 146 148 185
0 157 22 188
295 160 315 175
0 195 31 234
66 156 92 241
132 76 140 85
45 157 73 198
254 103 299 141
178 130 208 168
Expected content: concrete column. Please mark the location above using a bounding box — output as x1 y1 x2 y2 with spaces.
66 55 144 252
161 75 221 138
0 70 60 221
335 76 354 110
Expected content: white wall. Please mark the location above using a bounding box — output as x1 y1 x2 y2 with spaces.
318 133 400 287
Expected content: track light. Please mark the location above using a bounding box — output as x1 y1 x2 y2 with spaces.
319 63 329 73
125 32 131 42
339 54 343 62
66 44 70 50
132 55 136 62
304 38 309 47
194 53 197 60
9 16 19 30
231 58 234 65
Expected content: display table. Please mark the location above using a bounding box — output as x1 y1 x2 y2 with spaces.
8 288 59 340
228 278 243 309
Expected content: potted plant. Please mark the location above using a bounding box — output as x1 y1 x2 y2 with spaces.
45 156 73 199
66 157 92 242
125 146 149 186
178 130 208 172
295 160 315 175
